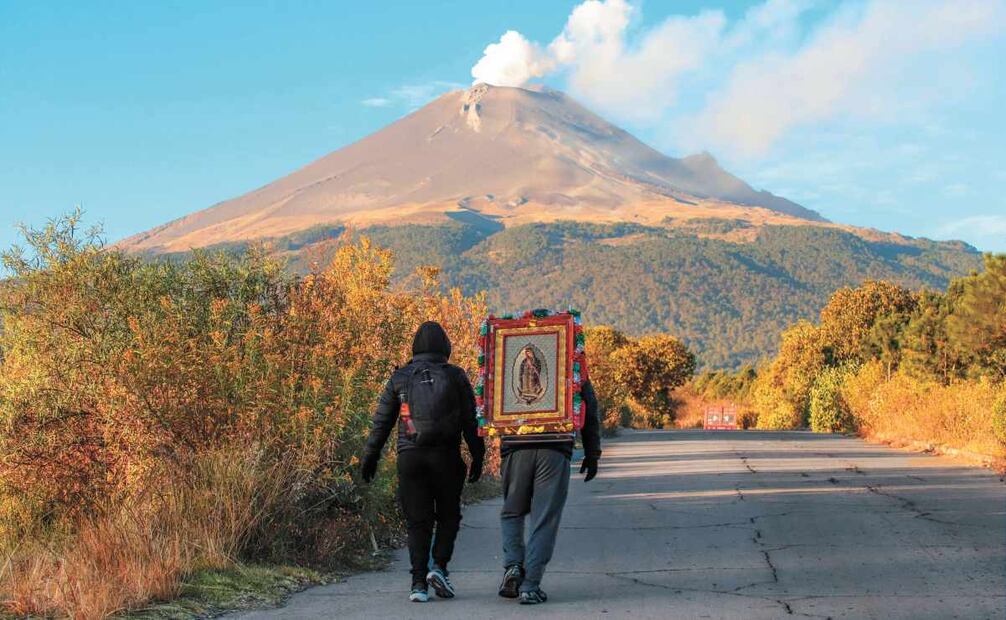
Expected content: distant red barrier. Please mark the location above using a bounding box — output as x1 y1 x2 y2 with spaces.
703 406 738 430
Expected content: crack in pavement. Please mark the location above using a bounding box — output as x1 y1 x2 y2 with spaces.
723 448 805 617
605 571 826 618
863 484 996 528
761 549 779 584
731 446 759 473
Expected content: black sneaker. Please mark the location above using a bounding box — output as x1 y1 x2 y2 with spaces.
519 588 548 605
498 564 524 599
426 566 455 599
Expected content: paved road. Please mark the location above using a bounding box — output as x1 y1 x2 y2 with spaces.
234 430 1006 619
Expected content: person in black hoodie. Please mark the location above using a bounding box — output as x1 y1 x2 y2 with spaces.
360 321 486 603
497 379 602 605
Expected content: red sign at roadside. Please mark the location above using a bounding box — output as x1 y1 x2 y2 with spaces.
704 406 738 430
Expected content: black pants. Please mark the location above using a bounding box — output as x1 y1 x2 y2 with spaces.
397 448 466 584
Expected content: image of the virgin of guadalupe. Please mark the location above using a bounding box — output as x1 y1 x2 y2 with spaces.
514 345 547 405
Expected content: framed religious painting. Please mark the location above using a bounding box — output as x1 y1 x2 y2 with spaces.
474 309 588 438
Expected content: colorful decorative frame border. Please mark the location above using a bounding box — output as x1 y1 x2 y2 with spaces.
475 309 588 437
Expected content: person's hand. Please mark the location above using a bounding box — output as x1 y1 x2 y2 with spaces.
579 456 598 482
467 454 484 483
361 451 379 483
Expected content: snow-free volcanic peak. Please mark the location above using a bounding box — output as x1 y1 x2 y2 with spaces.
120 84 823 253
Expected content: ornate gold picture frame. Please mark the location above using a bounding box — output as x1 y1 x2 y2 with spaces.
475 310 587 437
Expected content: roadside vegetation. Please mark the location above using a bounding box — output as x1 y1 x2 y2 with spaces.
0 213 489 618
584 326 696 433
687 256 1006 461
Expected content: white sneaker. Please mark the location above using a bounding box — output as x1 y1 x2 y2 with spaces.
409 587 429 602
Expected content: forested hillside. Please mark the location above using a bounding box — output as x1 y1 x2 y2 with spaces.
213 220 980 368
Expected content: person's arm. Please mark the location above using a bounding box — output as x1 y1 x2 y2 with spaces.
361 376 400 481
580 380 602 459
457 369 486 481
578 380 602 481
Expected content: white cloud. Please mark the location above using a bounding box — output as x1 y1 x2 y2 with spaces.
942 183 972 198
361 80 465 109
939 215 1006 236
696 0 1006 155
549 1 726 121
391 81 465 107
470 0 1005 153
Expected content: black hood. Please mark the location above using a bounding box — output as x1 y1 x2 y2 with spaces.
412 321 452 359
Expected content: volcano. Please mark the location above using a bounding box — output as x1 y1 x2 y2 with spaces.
120 84 823 254
116 84 981 367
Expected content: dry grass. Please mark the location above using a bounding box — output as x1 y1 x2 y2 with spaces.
5 516 189 619
845 362 1006 461
0 450 290 619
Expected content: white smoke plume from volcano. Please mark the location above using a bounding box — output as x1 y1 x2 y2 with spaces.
470 30 554 87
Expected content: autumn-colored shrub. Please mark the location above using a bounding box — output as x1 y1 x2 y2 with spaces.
751 321 827 429
818 280 916 365
583 326 697 431
808 366 856 434
612 334 696 428
752 385 803 430
0 214 488 617
584 325 631 434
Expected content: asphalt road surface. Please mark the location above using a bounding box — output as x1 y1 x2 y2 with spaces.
233 430 1006 619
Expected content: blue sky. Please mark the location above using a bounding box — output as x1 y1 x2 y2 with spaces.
1 0 1004 253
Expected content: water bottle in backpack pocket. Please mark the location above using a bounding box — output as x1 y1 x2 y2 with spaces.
404 361 460 447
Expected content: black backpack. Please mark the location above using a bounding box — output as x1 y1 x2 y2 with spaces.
403 361 460 447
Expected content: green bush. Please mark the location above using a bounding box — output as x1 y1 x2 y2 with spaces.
755 399 802 430
809 367 856 433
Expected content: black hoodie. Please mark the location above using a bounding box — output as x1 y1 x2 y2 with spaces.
364 322 485 459
411 320 452 359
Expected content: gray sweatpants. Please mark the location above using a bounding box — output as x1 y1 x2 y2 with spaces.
500 449 571 591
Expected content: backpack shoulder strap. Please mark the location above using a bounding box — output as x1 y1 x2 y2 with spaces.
401 362 422 405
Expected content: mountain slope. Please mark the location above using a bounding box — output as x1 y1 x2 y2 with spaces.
262 220 977 368
120 84 822 253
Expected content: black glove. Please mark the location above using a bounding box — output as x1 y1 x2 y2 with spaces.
579 456 598 482
467 454 484 483
361 451 379 483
